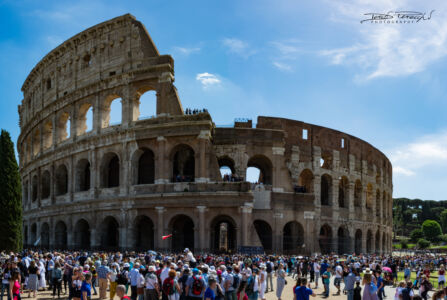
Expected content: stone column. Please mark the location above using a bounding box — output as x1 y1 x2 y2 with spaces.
155 137 168 184
49 218 55 249
155 207 165 250
241 204 253 246
303 211 315 255
313 175 321 206
90 228 97 248
348 181 355 214
67 217 73 249
332 178 339 221
273 212 283 253
93 94 101 134
271 147 285 192
197 206 206 250
196 131 211 183
52 112 57 150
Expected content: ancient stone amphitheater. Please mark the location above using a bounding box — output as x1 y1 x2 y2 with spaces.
17 14 392 254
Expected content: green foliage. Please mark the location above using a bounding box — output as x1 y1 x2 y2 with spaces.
410 228 424 243
0 130 22 251
441 210 447 233
438 234 447 243
417 238 430 249
422 220 442 242
401 239 408 249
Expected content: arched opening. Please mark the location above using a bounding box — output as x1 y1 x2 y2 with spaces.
32 129 40 156
101 153 120 188
41 223 50 249
320 151 333 170
77 103 93 135
246 155 272 184
354 180 362 208
366 184 373 209
338 176 349 208
32 175 38 202
54 221 67 249
74 219 90 249
355 229 362 254
283 221 304 253
172 145 195 182
320 174 332 206
138 90 157 120
41 170 51 199
366 230 372 253
138 149 155 184
103 96 122 127
75 159 91 192
375 230 380 253
337 227 349 254
135 216 154 250
42 121 53 150
23 180 29 204
319 224 332 254
100 216 119 249
170 215 194 251
31 223 37 245
376 189 381 217
297 169 313 193
210 215 237 252
253 220 272 252
57 112 71 143
218 156 238 181
55 164 68 196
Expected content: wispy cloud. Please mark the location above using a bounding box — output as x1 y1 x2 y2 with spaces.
272 61 292 71
269 39 303 72
172 46 201 56
320 0 447 80
196 72 221 89
221 38 256 57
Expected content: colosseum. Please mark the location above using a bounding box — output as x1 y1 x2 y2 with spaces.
17 14 393 254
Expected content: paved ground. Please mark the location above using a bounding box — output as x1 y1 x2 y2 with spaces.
22 275 431 300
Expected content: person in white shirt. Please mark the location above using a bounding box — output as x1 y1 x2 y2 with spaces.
313 261 320 289
334 264 343 295
259 264 267 300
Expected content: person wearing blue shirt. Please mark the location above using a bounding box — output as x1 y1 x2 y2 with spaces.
375 270 384 300
320 261 328 288
81 273 92 300
345 268 356 300
204 278 216 300
293 278 315 300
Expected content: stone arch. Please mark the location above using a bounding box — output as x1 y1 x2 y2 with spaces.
354 180 362 208
32 175 38 202
366 183 373 209
246 154 273 185
338 176 349 208
134 215 155 250
210 215 237 252
41 222 50 249
298 169 314 193
74 218 90 249
283 221 305 253
77 102 93 135
171 144 195 182
75 159 91 192
376 189 381 217
100 152 120 187
57 111 71 143
101 94 123 128
42 121 53 150
319 224 333 254
337 226 349 254
31 223 37 245
41 170 51 199
375 230 380 253
168 214 195 251
136 88 157 120
253 220 273 252
133 148 155 185
355 229 362 254
55 164 68 196
218 156 236 181
366 229 373 253
99 216 120 248
32 128 40 156
320 174 332 206
54 221 67 249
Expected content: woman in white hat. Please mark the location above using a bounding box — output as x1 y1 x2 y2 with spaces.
258 264 267 300
362 268 378 300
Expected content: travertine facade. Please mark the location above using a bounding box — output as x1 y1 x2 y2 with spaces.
17 14 393 254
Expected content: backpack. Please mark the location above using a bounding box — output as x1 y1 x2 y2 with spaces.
116 271 127 285
232 274 240 289
245 276 255 295
163 278 175 295
401 287 411 300
191 276 203 296
266 263 272 273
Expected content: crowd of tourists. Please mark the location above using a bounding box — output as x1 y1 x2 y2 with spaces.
1 249 447 300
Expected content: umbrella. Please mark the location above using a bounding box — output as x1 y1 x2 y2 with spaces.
382 267 392 273
147 250 157 255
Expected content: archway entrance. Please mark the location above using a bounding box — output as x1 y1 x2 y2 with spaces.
100 217 119 249
367 230 372 253
253 220 272 252
319 224 332 254
283 221 304 253
170 215 194 251
337 227 349 254
210 216 237 252
135 216 154 250
74 219 90 249
172 145 195 182
54 221 67 249
41 223 50 249
355 229 362 254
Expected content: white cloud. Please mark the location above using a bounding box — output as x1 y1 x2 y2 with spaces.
270 39 302 56
196 72 221 88
393 166 415 176
272 61 292 71
321 0 447 80
172 46 201 56
222 38 255 57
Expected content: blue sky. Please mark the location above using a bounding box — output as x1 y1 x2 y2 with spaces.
1 0 447 200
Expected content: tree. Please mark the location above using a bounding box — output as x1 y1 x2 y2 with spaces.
410 228 424 243
417 238 430 249
0 130 22 251
441 210 447 233
422 220 442 242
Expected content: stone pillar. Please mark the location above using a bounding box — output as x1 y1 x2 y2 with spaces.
52 112 57 150
303 211 315 255
348 181 355 214
196 131 211 182
362 231 367 254
155 207 165 250
348 230 355 253
70 104 77 141
313 175 321 206
273 212 283 253
332 178 339 221
93 94 101 134
49 218 55 249
119 227 127 250
90 228 97 248
271 147 285 192
67 218 73 249
155 137 168 184
241 204 253 246
197 206 206 250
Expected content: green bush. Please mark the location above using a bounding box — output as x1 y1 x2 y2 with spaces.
439 234 447 243
417 238 430 249
422 220 442 242
401 239 408 249
410 228 424 243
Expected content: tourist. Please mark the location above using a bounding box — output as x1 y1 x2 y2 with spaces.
162 269 180 300
313 260 320 289
1 262 11 300
335 262 343 295
205 277 217 300
38 260 46 291
81 273 92 300
353 282 361 300
27 260 39 298
362 268 378 300
439 264 445 290
265 260 273 293
72 268 83 300
137 267 145 300
116 285 131 300
293 277 315 300
258 264 266 300
185 268 206 300
321 266 331 298
109 264 118 300
275 263 286 300
419 275 431 300
144 265 159 300
129 263 141 300
431 289 444 300
375 270 384 300
8 271 20 300
223 266 234 300
345 267 356 300
52 262 63 298
98 260 110 300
